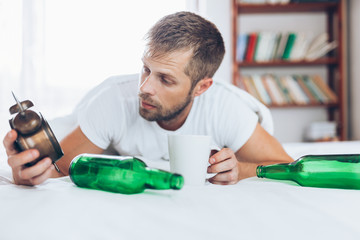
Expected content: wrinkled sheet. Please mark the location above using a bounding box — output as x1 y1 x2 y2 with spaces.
1 141 360 240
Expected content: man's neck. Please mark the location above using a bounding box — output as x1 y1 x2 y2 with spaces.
157 101 194 131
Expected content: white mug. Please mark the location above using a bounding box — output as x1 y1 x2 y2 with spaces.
168 134 211 186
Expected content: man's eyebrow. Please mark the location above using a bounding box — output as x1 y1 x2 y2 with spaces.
141 57 177 81
157 72 176 81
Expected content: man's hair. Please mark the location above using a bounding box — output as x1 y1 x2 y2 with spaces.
145 11 225 87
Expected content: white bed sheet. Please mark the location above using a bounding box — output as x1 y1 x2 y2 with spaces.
1 141 360 240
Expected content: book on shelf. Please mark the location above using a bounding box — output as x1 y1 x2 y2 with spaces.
236 34 248 62
279 76 298 104
304 32 338 61
287 75 310 104
274 75 292 104
303 75 329 103
312 75 338 103
282 33 297 60
242 75 262 101
275 33 289 60
269 33 282 61
239 0 291 3
254 32 267 62
252 75 272 104
244 32 258 61
294 75 318 104
262 75 286 105
290 0 339 3
235 74 337 106
239 0 338 3
306 32 328 54
289 32 309 61
237 32 337 63
239 0 267 3
305 41 338 61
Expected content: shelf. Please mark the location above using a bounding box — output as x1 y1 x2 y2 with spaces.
238 58 338 67
268 102 338 109
237 2 339 14
231 0 346 139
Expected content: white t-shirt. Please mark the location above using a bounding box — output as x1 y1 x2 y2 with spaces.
78 74 271 161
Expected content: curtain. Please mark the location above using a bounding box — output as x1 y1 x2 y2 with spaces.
0 0 191 140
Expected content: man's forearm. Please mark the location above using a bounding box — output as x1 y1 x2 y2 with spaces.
237 161 260 180
50 166 66 178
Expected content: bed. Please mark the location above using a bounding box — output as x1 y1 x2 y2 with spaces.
2 74 360 239
1 140 360 240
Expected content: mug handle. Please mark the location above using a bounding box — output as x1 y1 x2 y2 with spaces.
210 144 221 157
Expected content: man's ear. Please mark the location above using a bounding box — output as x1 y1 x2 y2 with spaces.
193 78 213 97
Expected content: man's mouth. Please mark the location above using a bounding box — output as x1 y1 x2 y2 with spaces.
141 100 156 110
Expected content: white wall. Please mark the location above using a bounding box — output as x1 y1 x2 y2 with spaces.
198 0 232 83
200 0 331 143
350 0 360 140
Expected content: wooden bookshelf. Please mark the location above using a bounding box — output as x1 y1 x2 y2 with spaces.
237 2 338 14
231 0 347 140
269 102 339 109
238 57 338 67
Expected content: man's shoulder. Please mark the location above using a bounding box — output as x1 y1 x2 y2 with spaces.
92 74 139 100
206 80 246 101
207 80 273 134
74 74 139 111
104 74 139 84
194 80 249 116
103 74 139 91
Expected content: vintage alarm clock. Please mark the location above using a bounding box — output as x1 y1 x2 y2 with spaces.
9 92 63 172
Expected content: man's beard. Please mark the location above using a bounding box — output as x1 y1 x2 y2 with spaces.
138 92 193 122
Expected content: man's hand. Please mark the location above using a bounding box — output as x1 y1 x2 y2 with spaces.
3 130 57 186
207 148 240 185
207 124 294 186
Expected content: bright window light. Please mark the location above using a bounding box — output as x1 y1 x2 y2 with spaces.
44 0 187 88
0 0 188 140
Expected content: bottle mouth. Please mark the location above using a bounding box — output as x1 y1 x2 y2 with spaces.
170 174 184 190
256 165 264 178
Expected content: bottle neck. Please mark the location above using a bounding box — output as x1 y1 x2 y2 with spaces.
257 163 294 181
145 168 184 190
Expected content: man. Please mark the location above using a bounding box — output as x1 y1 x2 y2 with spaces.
3 11 292 186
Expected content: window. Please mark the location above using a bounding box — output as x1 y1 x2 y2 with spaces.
0 0 189 139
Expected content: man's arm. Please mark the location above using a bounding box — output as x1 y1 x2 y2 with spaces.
207 123 293 185
3 126 103 185
56 126 104 175
234 123 293 179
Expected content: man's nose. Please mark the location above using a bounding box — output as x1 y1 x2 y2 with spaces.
139 74 155 95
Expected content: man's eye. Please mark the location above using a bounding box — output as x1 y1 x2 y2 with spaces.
161 77 171 85
143 67 150 73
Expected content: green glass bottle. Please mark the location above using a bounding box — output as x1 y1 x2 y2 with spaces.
69 154 184 194
256 154 360 190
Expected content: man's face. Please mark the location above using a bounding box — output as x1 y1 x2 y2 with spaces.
138 50 194 122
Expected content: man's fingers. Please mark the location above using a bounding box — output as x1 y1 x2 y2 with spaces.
7 149 40 168
28 163 55 185
207 158 236 173
19 157 52 180
208 179 238 185
208 169 239 185
207 148 240 185
209 148 233 164
3 130 18 156
208 179 228 185
4 130 54 186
